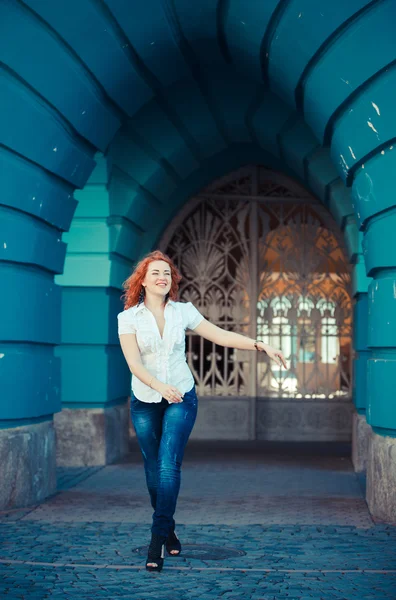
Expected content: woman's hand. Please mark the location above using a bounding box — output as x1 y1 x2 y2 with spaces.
156 382 184 403
256 341 287 369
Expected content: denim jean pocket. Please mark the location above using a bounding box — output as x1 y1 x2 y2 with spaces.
182 385 198 404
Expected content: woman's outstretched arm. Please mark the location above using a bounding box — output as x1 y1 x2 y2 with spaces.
192 319 287 368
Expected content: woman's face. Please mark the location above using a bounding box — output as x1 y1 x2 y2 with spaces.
142 260 172 299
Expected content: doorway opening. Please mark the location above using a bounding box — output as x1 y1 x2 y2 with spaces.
159 166 353 441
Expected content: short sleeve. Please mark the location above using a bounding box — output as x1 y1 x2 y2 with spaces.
117 310 137 335
183 301 205 330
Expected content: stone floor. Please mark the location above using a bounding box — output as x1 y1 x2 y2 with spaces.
0 441 395 599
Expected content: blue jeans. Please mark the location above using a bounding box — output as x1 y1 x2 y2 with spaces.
130 384 198 538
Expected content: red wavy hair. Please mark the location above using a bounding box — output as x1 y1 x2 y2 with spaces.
120 250 182 310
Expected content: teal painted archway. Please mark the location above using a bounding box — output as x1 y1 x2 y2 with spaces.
1 0 396 519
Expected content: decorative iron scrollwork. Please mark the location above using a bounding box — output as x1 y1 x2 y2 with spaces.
160 166 352 401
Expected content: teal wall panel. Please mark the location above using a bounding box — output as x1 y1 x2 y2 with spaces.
0 0 120 151
0 263 61 419
54 287 129 407
61 288 111 345
354 293 369 351
278 120 319 179
303 0 396 146
0 343 61 419
367 276 396 348
53 155 143 410
104 0 190 87
0 205 66 273
305 148 339 204
363 213 396 276
331 63 396 174
0 149 77 231
0 70 95 188
366 269 396 432
173 0 225 67
224 0 279 80
164 78 227 156
110 221 144 260
128 101 200 179
352 256 372 297
367 356 396 435
55 344 129 407
73 186 110 219
326 180 354 229
108 171 161 232
207 72 261 144
342 219 360 264
110 131 178 201
251 93 293 154
23 0 154 117
268 0 373 107
353 352 369 413
0 264 60 343
352 146 396 229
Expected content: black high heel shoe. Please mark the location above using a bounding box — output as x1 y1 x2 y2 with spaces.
166 525 181 556
146 532 166 572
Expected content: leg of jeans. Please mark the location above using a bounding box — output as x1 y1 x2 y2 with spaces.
151 386 198 538
130 396 166 511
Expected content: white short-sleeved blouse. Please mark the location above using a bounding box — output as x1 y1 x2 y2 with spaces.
117 299 205 403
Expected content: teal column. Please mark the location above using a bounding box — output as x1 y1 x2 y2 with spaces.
351 289 372 472
0 197 62 507
352 293 369 416
0 0 101 506
54 153 136 466
353 147 396 520
351 247 372 421
325 180 372 472
0 0 124 506
366 270 396 437
357 182 396 437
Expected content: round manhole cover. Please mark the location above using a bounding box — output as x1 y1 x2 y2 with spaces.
134 543 246 560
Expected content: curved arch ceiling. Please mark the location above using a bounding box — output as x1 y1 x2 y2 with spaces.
3 0 395 268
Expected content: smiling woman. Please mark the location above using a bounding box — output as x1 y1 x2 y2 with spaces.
117 249 286 571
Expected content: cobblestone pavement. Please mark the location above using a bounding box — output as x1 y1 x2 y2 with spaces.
1 441 395 599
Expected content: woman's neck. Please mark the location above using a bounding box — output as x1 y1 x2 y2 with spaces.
144 293 167 312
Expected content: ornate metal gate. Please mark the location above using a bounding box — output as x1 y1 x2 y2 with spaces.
159 166 353 441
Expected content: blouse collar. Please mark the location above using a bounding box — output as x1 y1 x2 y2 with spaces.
135 298 176 314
